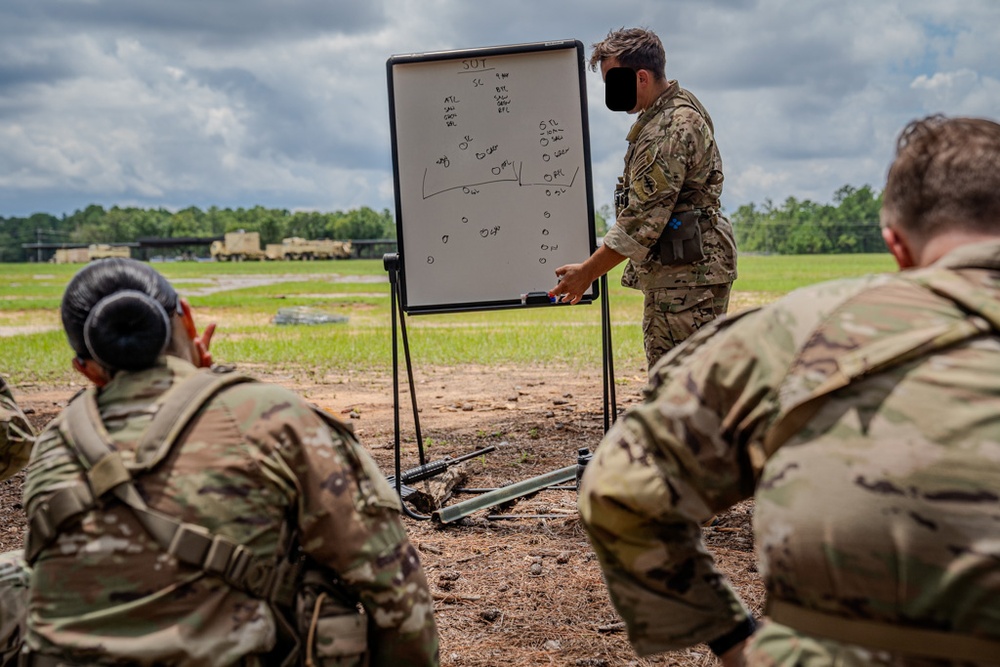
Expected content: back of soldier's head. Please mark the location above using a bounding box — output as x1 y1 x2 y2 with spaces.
61 258 180 372
882 115 1000 242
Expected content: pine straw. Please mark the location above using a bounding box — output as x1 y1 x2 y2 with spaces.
406 492 764 667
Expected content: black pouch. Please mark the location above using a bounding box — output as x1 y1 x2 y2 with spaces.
613 177 628 215
657 210 704 265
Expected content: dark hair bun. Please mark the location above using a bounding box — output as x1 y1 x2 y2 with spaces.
82 290 172 371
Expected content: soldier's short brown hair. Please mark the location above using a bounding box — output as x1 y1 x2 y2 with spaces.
589 28 666 80
883 115 1000 241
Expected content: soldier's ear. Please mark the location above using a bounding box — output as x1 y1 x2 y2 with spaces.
882 226 915 269
72 356 111 388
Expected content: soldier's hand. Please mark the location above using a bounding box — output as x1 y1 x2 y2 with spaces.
551 263 589 305
179 298 217 368
195 322 216 368
719 640 747 667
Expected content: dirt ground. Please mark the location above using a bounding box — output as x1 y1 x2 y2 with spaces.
1 364 763 667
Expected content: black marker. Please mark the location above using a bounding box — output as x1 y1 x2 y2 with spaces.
521 291 557 305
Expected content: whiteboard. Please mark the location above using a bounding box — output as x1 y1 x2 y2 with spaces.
387 40 597 314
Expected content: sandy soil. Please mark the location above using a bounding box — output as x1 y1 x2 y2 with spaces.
1 365 763 667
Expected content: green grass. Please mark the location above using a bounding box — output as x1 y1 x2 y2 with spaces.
733 253 895 293
0 253 893 385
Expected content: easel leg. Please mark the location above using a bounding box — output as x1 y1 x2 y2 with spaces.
384 253 430 520
600 274 617 433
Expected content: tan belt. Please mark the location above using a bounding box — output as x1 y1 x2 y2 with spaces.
769 599 1000 662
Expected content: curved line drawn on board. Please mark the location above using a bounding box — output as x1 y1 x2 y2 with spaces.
422 164 579 199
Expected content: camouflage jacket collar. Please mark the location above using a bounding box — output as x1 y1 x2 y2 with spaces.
930 238 1000 272
626 79 680 143
98 355 198 406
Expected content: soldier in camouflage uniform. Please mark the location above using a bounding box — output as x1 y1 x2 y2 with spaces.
15 258 439 666
552 27 737 372
1 376 34 667
0 375 34 482
578 116 1000 667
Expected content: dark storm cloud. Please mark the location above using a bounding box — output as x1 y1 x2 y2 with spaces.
3 0 387 45
0 57 76 93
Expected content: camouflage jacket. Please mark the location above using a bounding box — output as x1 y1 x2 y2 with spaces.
601 81 737 292
578 241 1000 665
23 356 438 666
0 376 34 482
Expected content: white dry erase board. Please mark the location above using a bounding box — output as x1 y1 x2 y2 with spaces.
387 40 597 314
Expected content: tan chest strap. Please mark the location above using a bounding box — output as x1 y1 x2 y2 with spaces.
26 369 300 607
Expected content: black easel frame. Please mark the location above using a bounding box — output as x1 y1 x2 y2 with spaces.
384 252 615 520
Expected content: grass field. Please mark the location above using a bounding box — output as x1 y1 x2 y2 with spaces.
0 253 896 385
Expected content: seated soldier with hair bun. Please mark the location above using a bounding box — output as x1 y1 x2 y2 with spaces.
11 258 439 667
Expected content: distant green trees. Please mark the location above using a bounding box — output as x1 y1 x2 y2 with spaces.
0 184 889 263
730 185 885 254
0 205 396 262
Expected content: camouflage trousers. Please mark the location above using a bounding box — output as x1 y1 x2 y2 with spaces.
0 550 28 667
641 283 732 372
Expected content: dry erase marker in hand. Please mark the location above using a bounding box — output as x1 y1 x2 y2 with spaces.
521 291 557 305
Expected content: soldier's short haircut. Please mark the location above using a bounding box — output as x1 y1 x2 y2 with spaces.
62 258 180 371
589 27 666 80
883 115 1000 241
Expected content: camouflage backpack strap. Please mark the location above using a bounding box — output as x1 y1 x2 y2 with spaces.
760 272 997 459
26 369 300 607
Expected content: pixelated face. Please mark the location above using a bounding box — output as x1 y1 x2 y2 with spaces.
601 58 638 113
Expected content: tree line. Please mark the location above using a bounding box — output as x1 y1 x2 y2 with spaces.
730 184 885 255
0 205 396 263
0 183 886 263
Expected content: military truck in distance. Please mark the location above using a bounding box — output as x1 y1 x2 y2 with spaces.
264 237 354 260
52 248 90 264
88 244 130 260
52 245 130 263
210 231 266 261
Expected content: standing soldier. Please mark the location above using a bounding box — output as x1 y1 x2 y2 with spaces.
16 258 439 666
552 27 737 372
579 115 1000 665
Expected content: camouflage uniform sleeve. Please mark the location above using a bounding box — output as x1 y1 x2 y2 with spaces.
578 307 793 656
0 376 35 482
603 107 713 264
241 388 438 667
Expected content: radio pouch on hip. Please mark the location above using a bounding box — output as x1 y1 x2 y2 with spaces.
658 210 704 266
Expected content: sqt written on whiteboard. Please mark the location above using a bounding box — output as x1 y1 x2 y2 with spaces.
387 40 597 313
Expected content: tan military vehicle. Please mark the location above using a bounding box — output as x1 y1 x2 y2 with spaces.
88 244 130 260
52 248 91 264
264 237 354 260
210 231 266 261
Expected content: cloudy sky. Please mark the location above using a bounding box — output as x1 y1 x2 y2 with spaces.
1 0 997 220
